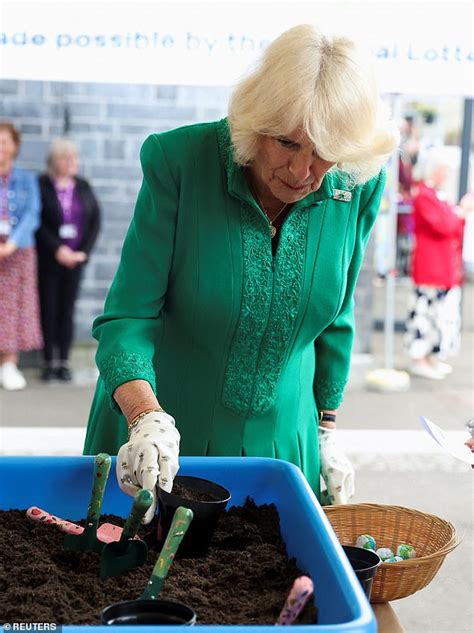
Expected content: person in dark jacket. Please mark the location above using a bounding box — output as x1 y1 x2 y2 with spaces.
36 138 101 382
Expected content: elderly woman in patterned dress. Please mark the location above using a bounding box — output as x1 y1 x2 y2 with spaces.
84 24 399 523
0 122 43 391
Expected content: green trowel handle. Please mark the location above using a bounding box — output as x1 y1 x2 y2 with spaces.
120 489 154 542
141 506 193 600
85 453 112 526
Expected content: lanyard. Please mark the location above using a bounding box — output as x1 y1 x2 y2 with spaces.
54 181 75 222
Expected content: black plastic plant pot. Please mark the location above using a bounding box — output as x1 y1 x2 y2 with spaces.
101 599 197 625
342 545 381 600
157 475 231 557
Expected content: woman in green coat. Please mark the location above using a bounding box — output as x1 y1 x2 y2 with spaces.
84 24 399 523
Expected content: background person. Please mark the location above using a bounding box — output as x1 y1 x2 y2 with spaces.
36 138 101 382
398 114 420 200
0 122 43 391
405 148 471 380
83 24 399 523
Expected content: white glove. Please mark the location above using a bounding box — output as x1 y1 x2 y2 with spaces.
319 425 355 505
116 411 180 524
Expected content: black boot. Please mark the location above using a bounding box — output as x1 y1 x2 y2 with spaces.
41 365 56 382
56 366 72 382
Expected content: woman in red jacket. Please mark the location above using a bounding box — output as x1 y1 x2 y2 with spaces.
405 148 470 379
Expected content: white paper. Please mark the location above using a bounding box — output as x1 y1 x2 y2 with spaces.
420 416 474 465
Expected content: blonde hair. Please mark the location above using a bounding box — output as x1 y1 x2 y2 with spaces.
47 137 79 177
228 24 399 185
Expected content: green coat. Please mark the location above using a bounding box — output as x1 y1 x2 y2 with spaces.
84 118 386 499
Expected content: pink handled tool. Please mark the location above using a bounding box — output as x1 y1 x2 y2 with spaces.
26 506 138 544
276 576 314 625
27 506 83 535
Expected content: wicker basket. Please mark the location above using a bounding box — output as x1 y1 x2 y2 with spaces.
323 503 459 602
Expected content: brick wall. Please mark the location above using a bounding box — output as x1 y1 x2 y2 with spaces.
0 79 374 353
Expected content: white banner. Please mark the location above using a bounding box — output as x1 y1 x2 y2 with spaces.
1 0 473 95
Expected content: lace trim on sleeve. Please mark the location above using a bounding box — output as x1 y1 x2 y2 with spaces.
315 379 348 411
98 351 157 404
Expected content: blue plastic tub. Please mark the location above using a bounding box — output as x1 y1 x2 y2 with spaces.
0 456 375 633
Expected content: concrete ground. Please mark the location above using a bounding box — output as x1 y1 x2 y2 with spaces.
0 280 472 633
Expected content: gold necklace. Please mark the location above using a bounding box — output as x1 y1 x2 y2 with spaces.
253 190 288 239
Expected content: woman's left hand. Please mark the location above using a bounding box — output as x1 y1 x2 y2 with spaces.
319 426 355 504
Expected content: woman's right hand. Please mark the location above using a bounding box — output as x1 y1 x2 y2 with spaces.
116 410 180 524
0 241 17 259
456 192 474 219
460 192 473 214
55 245 78 268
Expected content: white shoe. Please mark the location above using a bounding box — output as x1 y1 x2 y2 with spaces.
431 360 453 376
1 362 27 390
409 363 445 380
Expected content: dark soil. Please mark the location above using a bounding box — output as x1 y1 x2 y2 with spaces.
170 481 220 502
0 499 317 625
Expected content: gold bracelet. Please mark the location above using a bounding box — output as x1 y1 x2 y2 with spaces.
127 407 165 438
